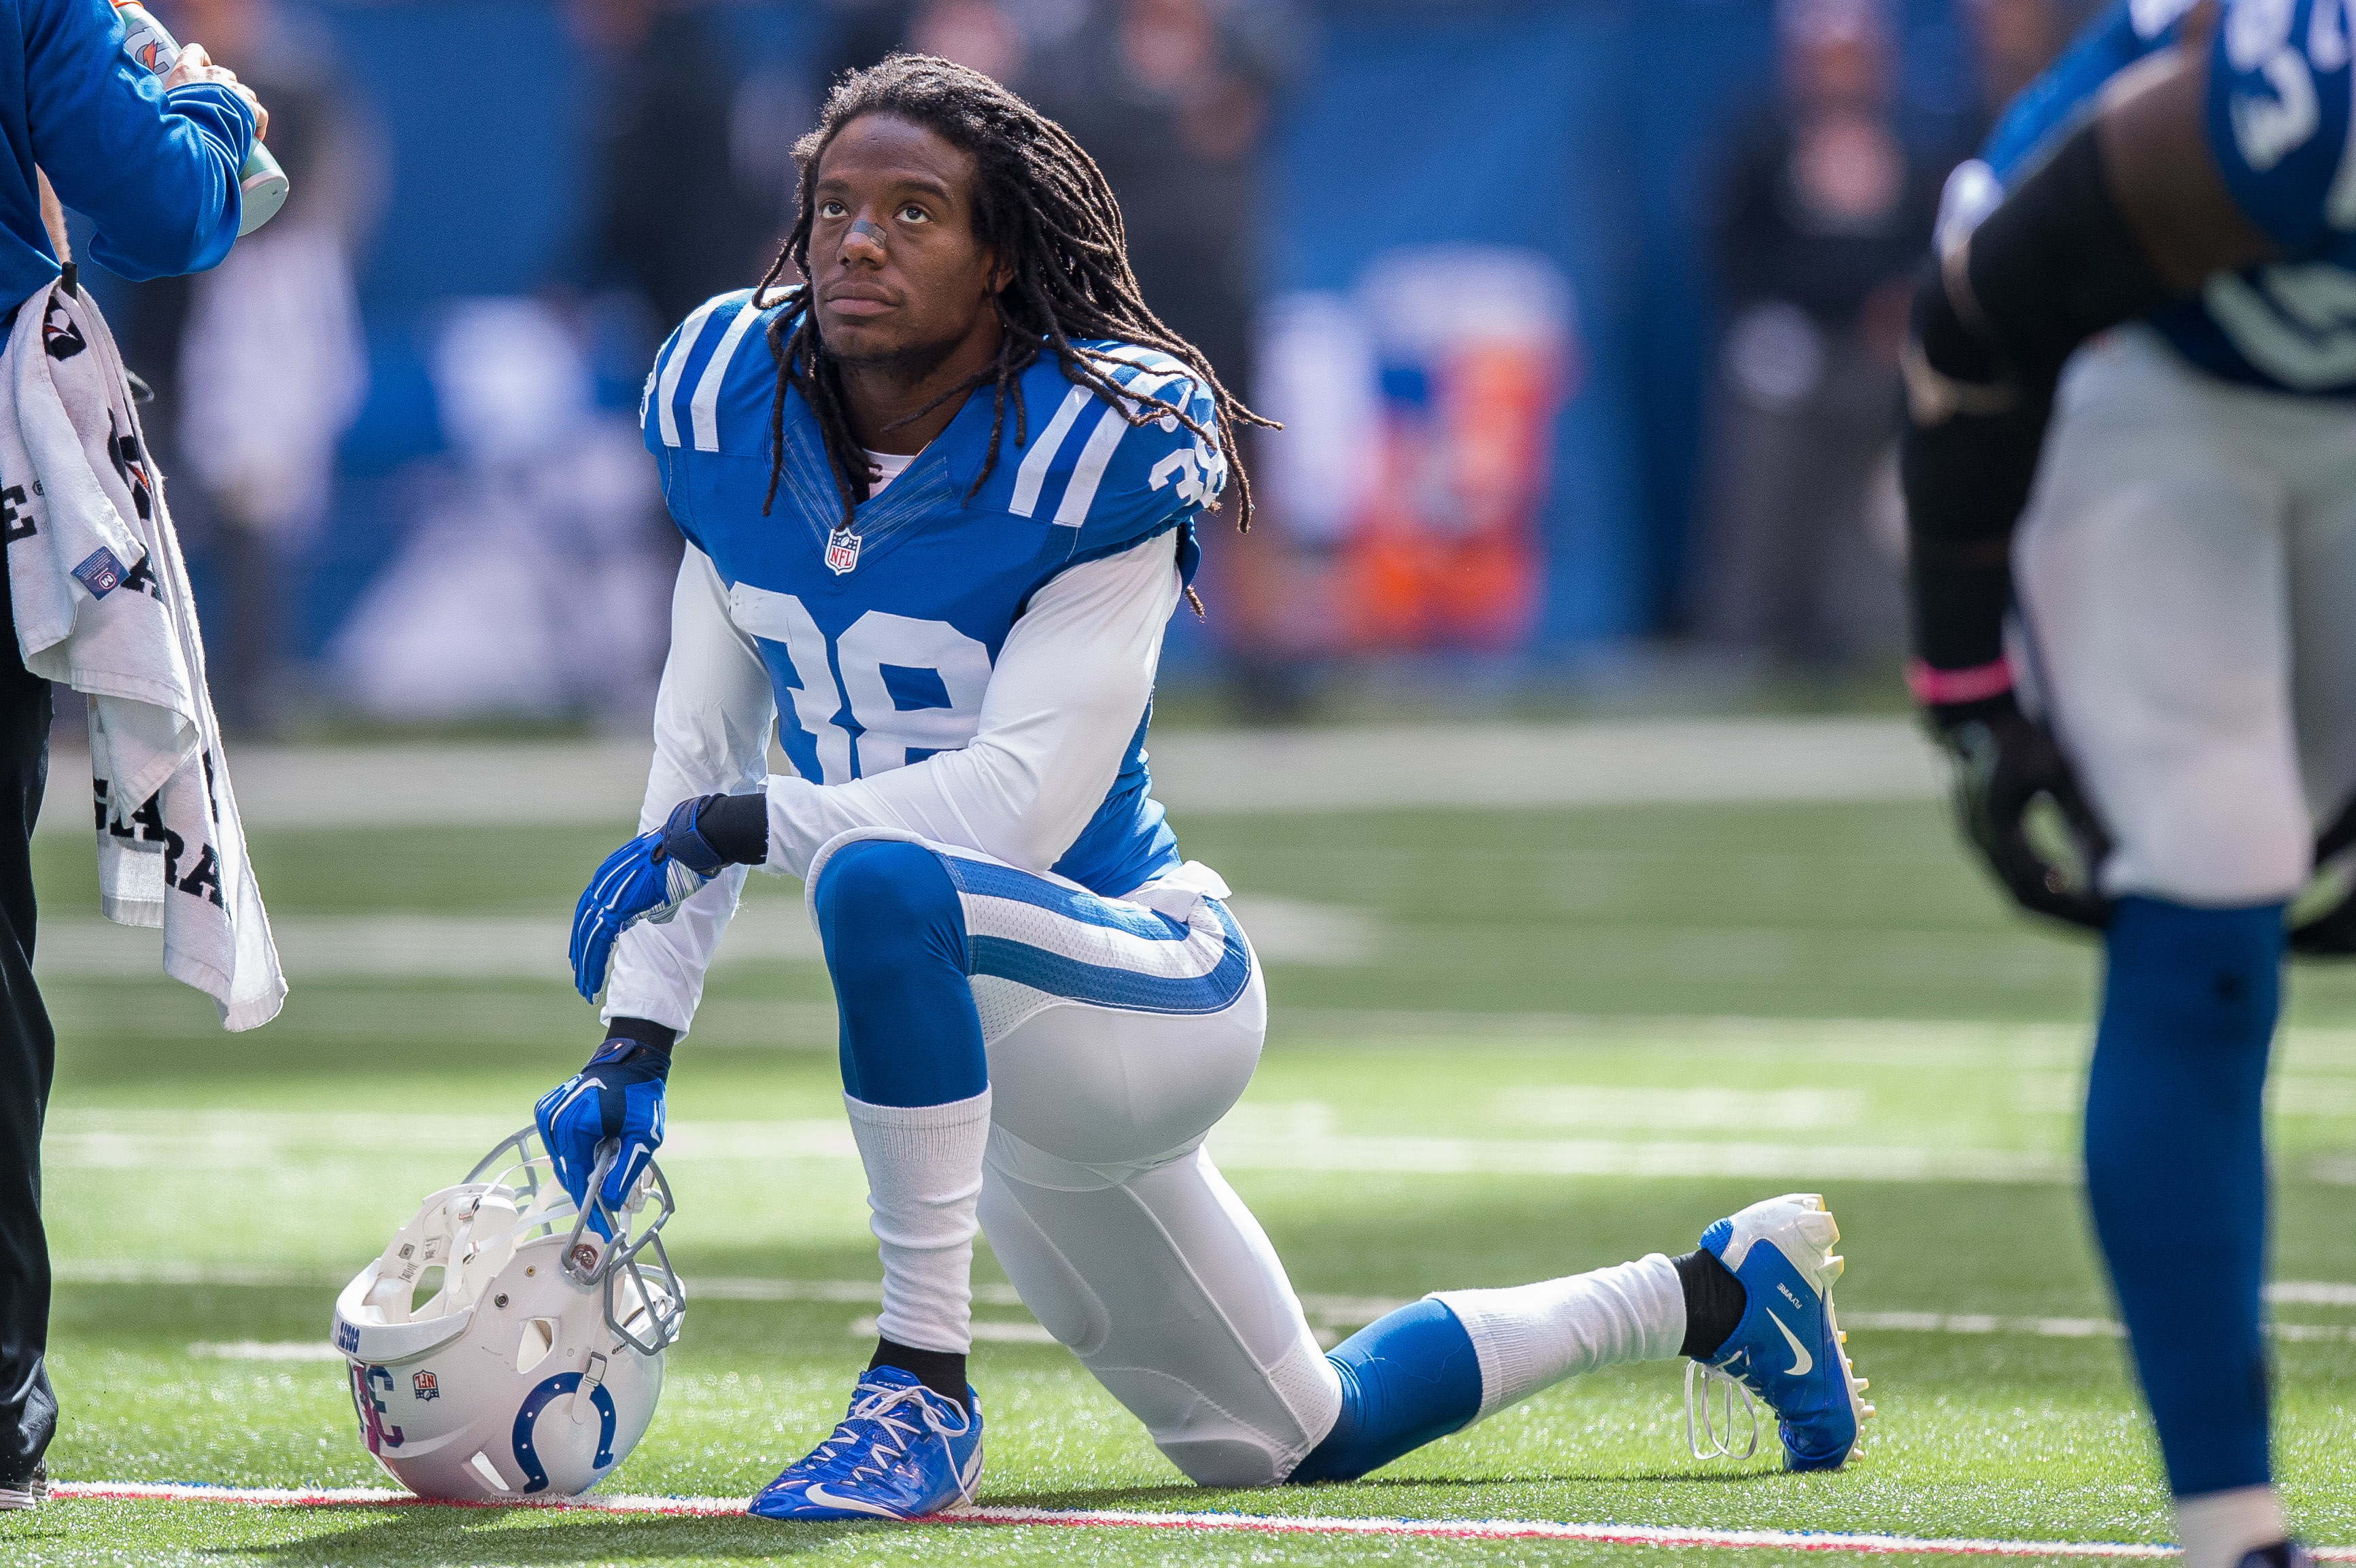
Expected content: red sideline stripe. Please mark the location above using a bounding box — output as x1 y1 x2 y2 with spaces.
46 1482 2356 1561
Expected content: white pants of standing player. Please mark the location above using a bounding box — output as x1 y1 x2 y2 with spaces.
2014 324 2356 905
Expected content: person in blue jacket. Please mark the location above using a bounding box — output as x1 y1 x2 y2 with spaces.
0 0 263 1510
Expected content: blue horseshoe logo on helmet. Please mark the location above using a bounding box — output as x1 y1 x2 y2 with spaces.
511 1371 617 1495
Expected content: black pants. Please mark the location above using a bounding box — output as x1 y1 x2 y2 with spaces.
0 560 52 1484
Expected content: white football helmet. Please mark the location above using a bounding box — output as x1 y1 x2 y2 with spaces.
331 1125 684 1499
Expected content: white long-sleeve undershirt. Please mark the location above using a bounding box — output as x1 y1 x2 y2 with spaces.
600 530 1184 1036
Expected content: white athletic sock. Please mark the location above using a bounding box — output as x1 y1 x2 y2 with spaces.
1429 1252 1686 1421
844 1089 992 1354
2175 1485 2286 1568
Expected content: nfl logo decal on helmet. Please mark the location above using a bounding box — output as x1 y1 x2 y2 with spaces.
330 1125 684 1499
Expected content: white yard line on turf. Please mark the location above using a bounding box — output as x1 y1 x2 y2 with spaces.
53 1117 2356 1188
187 1341 347 1361
42 1108 2100 1184
33 719 1941 836
43 1480 2356 1559
59 1263 2356 1342
30 896 1374 978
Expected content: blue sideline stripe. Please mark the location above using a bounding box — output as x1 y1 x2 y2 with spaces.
966 901 1251 1016
938 855 1194 943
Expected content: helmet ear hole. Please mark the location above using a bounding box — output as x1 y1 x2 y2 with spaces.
411 1265 447 1315
515 1316 558 1376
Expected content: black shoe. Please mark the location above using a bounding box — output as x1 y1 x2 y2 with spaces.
2234 1544 2313 1568
0 1461 45 1511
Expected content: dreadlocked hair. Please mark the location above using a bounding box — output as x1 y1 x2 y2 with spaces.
751 52 1272 551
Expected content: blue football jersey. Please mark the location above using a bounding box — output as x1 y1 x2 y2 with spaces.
1983 0 2356 393
641 288 1224 898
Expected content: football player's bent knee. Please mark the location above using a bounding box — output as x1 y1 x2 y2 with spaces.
812 840 966 999
814 840 984 1106
813 840 962 956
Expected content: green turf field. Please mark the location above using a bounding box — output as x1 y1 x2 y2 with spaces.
12 789 2356 1565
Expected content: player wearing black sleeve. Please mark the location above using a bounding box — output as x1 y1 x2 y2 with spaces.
1901 5 2333 1563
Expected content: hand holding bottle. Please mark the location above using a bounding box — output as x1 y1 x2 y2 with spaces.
158 41 267 143
112 2 286 235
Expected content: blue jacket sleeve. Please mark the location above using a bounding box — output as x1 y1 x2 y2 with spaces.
22 0 252 279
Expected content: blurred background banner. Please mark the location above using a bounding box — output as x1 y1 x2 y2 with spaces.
1256 246 1575 658
67 0 2095 734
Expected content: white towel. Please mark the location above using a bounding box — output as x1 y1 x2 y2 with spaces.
0 282 284 1030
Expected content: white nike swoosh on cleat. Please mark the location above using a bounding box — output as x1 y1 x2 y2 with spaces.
798 1484 909 1518
1766 1309 1814 1376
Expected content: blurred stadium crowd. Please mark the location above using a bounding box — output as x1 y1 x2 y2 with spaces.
73 0 2109 734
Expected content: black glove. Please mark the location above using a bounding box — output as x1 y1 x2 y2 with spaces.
1925 691 2111 931
2291 796 2356 955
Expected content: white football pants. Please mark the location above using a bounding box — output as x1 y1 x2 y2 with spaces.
808 830 1343 1486
2015 325 2356 906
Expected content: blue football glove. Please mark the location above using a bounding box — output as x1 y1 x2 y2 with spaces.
570 794 730 1003
534 1035 671 1231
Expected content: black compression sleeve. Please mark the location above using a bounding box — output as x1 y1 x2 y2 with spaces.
604 1016 677 1053
1960 122 2177 381
698 793 769 866
1901 120 2181 680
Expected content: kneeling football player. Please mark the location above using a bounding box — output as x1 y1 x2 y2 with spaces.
536 54 1869 1517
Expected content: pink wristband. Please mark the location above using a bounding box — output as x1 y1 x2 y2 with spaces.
1906 656 2013 707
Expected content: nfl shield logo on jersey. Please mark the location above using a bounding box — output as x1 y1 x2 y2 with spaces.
825 526 863 576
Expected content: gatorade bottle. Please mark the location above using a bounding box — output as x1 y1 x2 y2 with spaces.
112 1 288 236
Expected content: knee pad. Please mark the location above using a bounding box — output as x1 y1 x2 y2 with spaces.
815 838 983 1106
2097 898 2282 1065
813 839 966 976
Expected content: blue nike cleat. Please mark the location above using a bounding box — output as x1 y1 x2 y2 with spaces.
1696 1193 1872 1471
749 1365 983 1520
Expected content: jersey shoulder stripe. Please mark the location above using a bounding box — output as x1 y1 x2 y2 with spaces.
645 288 774 453
650 290 735 447
1053 400 1133 527
1009 385 1093 517
1983 1 2176 177
987 341 1218 535
691 299 768 452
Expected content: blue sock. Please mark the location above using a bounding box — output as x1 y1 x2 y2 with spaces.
1287 1300 1484 1484
811 840 986 1108
2085 895 2281 1499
